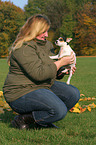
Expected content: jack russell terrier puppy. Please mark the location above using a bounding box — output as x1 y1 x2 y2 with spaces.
50 37 76 84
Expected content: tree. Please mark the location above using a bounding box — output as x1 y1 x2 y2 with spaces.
42 0 70 44
74 2 96 55
24 0 48 19
59 0 77 38
0 1 25 57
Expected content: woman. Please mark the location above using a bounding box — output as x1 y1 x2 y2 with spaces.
3 14 80 129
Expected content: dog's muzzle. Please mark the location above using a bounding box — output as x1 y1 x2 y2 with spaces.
55 40 58 44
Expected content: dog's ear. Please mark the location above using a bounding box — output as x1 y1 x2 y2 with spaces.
66 38 72 43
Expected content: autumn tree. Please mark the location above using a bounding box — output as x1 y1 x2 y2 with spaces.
0 1 25 57
43 0 81 48
0 0 95 57
74 2 96 56
24 0 94 36
59 0 77 38
24 0 48 19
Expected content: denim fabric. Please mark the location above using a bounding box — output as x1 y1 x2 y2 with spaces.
9 81 80 125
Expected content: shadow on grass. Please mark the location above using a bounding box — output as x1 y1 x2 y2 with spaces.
0 109 47 130
0 110 15 123
0 110 16 129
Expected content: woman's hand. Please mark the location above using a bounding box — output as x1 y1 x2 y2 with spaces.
72 66 76 74
60 52 75 65
54 52 75 71
66 66 76 75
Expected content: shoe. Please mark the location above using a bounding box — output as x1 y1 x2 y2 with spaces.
11 114 35 129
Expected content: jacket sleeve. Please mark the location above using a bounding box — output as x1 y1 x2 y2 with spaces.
12 44 57 81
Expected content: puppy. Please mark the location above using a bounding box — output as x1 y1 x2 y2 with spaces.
50 37 76 84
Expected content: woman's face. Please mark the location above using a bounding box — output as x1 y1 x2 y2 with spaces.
36 31 48 41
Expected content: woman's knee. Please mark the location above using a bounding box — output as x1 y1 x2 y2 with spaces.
73 86 80 102
54 102 68 121
66 86 80 110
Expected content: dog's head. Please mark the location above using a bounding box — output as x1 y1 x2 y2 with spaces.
55 37 72 46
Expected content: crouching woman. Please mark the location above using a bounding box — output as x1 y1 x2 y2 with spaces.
3 14 80 129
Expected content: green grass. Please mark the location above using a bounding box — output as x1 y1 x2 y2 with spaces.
63 57 96 97
0 57 96 145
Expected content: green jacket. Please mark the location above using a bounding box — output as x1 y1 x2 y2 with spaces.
3 39 57 102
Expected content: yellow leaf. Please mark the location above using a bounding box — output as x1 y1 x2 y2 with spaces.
0 91 3 97
79 98 84 101
92 103 96 108
0 100 4 106
87 106 91 112
83 97 88 101
75 103 80 108
3 103 10 109
73 107 81 113
89 103 96 108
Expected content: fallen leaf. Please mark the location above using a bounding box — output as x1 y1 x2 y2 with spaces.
0 100 5 107
83 97 88 101
89 103 96 108
79 96 96 101
75 103 80 108
72 107 81 113
69 107 74 112
3 103 11 109
0 91 3 97
80 107 86 113
92 97 96 100
0 108 4 114
80 94 85 97
87 106 91 112
79 98 84 101
87 97 92 101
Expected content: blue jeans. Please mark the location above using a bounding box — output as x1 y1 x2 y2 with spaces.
9 81 80 125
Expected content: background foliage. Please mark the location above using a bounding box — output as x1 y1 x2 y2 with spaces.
0 1 25 57
0 0 96 57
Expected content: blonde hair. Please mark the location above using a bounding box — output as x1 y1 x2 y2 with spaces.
8 14 50 65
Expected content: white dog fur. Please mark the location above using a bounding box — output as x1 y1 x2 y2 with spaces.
49 37 76 84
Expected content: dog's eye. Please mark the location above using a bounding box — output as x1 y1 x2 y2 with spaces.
59 38 63 41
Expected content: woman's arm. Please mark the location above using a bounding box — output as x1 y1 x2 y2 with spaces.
12 45 57 81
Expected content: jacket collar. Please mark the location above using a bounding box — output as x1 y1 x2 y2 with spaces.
34 38 47 46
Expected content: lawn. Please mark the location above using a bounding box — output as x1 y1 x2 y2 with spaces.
0 57 96 145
